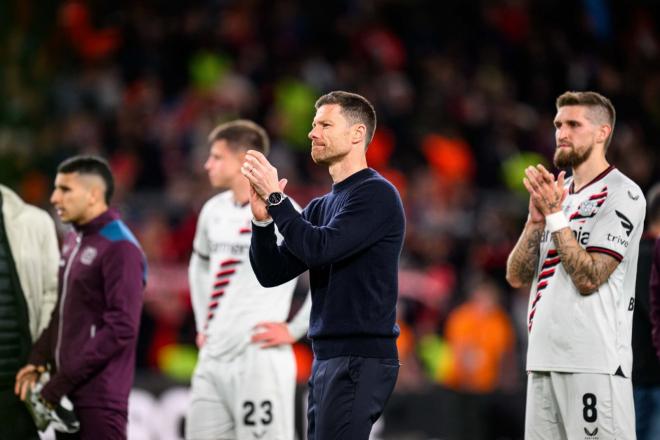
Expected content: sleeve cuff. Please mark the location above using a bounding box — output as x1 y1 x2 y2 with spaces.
252 218 274 227
41 373 75 405
28 351 48 367
586 246 623 262
286 322 308 341
267 197 300 225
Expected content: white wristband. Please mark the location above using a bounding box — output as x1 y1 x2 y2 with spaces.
545 211 569 233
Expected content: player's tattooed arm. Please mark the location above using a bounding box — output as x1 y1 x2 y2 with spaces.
507 168 547 288
506 222 544 288
552 228 619 295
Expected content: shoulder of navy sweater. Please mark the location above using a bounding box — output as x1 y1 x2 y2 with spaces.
347 175 405 222
342 172 404 210
333 168 399 195
327 173 404 212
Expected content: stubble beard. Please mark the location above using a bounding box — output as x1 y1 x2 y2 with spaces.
553 143 593 169
311 145 334 165
311 151 326 165
311 142 352 166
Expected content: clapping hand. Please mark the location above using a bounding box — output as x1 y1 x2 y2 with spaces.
523 165 567 216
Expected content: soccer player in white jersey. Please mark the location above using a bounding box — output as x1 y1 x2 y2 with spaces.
186 120 311 440
506 91 646 440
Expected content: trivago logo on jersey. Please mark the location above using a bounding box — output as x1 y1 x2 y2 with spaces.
606 233 629 248
615 210 633 236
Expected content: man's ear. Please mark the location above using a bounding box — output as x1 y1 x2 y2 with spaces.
91 186 102 205
89 180 107 206
352 124 366 146
597 124 612 145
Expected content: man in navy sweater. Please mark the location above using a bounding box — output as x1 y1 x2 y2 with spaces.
242 90 405 439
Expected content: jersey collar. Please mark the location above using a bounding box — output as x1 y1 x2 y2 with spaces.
568 165 615 195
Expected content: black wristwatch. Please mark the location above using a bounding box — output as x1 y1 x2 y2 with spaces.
266 192 286 207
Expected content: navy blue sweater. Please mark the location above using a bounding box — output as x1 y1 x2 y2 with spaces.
250 168 405 359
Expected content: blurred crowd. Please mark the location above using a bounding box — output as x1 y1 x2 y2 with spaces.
2 0 659 436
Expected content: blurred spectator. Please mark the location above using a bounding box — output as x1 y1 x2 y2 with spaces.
633 183 660 440
442 277 516 440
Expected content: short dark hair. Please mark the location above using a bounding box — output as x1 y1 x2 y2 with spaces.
57 155 115 204
556 91 616 150
208 119 270 156
315 91 377 148
647 183 660 225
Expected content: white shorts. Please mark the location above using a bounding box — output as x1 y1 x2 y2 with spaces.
525 371 635 440
185 343 296 440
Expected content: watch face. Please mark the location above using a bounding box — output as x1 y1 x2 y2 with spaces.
268 192 283 205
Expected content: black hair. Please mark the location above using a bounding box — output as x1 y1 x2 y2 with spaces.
57 155 115 204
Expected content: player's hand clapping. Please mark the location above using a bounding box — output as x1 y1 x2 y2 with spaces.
242 150 288 221
523 164 567 216
241 150 283 200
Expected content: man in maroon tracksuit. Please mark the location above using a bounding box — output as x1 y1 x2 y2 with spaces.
15 155 146 439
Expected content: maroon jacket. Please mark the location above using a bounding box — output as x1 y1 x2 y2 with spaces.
651 237 660 360
30 209 146 410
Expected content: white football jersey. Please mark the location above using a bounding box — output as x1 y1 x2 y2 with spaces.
189 191 306 359
526 166 646 376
